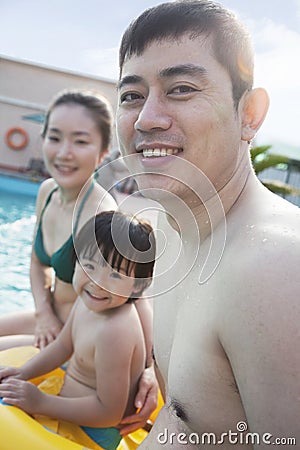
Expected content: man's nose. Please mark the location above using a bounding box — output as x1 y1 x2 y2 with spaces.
134 95 172 132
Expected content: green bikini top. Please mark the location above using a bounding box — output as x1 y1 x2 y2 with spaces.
33 183 94 283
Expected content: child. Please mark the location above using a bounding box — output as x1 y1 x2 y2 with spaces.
0 210 156 450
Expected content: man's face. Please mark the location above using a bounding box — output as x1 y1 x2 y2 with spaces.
116 34 243 202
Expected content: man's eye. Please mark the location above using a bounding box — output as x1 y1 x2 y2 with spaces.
84 263 95 271
120 92 143 103
170 85 197 94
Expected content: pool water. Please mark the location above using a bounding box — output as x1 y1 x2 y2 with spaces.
0 191 36 314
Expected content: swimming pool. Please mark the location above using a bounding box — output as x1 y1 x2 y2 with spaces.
0 190 36 314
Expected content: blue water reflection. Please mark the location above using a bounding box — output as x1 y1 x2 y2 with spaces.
0 191 35 313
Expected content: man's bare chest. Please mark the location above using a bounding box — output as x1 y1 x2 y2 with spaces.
153 278 247 436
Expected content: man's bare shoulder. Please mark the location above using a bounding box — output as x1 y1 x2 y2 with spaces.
222 217 300 309
227 192 300 270
217 193 300 340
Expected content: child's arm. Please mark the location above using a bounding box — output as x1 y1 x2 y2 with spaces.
0 303 75 383
0 308 140 428
0 305 75 411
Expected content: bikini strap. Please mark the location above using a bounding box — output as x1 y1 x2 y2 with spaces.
40 187 59 218
73 181 95 234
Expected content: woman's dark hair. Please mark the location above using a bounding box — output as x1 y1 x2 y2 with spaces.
41 89 113 152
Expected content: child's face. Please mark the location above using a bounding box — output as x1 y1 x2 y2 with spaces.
73 256 137 313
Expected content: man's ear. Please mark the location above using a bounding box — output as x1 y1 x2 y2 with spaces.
241 88 269 142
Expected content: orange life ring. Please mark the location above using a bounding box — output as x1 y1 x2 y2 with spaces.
5 127 29 150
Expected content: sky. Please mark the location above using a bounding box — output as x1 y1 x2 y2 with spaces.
1 0 300 153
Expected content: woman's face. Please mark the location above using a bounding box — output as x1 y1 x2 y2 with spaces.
42 104 104 190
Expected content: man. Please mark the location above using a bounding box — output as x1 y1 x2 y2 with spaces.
116 1 300 448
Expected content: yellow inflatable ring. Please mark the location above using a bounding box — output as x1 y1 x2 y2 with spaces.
0 346 159 450
5 127 29 150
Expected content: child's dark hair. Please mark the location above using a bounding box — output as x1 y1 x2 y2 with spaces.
73 211 156 299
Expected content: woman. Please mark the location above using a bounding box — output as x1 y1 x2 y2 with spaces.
0 89 157 433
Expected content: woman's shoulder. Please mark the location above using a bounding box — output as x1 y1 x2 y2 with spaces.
35 178 58 216
37 178 57 197
73 181 117 233
87 182 117 213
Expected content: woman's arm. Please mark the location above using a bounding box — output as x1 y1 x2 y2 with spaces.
30 180 63 349
30 251 63 348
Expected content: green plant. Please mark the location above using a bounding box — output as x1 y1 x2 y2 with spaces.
250 145 300 197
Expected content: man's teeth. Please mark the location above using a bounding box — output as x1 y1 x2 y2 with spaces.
142 148 180 157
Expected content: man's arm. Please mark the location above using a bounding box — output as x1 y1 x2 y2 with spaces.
120 298 159 435
220 240 300 445
135 298 153 368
